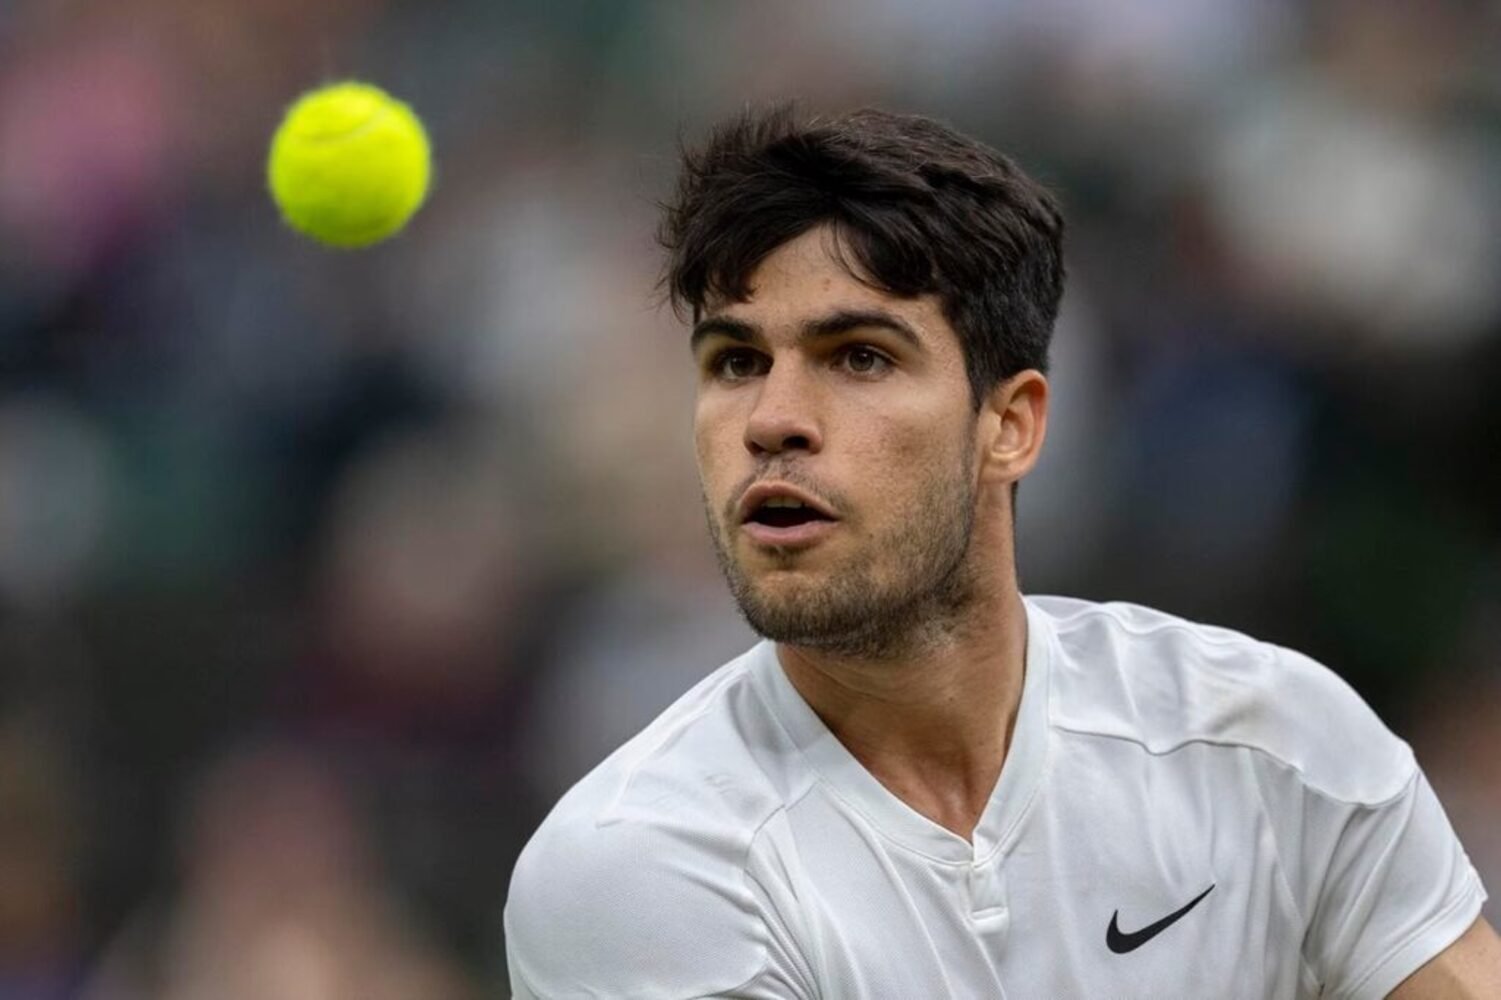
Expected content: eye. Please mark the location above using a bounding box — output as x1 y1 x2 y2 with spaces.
708 348 767 381
838 345 892 376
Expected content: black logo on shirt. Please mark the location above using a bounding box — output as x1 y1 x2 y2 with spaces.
1106 884 1215 954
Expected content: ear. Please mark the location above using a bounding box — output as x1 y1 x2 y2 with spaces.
977 369 1049 487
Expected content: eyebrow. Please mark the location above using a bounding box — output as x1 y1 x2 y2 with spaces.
689 308 924 354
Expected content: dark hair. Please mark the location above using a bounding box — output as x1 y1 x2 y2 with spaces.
658 103 1065 407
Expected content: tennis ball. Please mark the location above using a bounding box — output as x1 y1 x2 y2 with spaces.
267 81 431 248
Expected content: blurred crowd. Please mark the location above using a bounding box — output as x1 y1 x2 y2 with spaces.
0 1 1497 995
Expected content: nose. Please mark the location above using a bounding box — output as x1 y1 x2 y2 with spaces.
743 363 822 457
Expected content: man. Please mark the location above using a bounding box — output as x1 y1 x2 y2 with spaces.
504 106 1499 998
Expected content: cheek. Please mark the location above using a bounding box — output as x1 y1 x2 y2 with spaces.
852 412 969 510
856 410 938 469
693 405 738 489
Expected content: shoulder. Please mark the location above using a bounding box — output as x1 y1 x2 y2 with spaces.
1030 595 1414 804
504 790 773 997
505 646 792 996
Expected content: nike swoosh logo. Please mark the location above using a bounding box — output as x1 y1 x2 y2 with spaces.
1106 884 1215 954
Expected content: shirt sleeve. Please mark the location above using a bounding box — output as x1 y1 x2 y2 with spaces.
1300 766 1487 1000
503 808 814 1000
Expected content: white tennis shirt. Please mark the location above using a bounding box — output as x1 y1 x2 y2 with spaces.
505 596 1486 998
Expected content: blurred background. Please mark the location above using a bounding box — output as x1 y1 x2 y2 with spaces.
0 0 1498 995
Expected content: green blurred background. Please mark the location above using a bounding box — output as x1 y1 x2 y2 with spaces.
0 1 1497 996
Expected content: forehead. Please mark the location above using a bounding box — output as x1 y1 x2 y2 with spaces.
700 227 950 345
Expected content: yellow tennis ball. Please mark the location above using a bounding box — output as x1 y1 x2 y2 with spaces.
267 81 431 248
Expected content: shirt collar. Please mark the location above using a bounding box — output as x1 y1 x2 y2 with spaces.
749 596 1054 864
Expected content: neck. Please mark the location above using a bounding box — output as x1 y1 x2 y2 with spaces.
776 579 1029 842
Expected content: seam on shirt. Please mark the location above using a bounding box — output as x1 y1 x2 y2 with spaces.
1245 743 1320 989
741 861 821 1000
1050 725 1434 994
1048 722 1417 808
1049 603 1422 805
735 783 816 915
729 751 823 997
974 727 1054 868
1043 599 1256 647
978 621 1055 865
690 948 776 1000
1333 868 1486 1000
746 661 978 868
734 704 822 870
1049 730 1438 997
600 659 755 824
747 632 1057 869
792 765 971 865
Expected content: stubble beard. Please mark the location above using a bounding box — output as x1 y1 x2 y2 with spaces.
703 453 980 661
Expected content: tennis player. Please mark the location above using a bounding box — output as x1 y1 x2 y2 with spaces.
505 106 1500 998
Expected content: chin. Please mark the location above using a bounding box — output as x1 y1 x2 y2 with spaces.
742 552 830 588
733 567 819 615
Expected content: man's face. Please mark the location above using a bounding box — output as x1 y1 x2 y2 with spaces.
692 226 985 659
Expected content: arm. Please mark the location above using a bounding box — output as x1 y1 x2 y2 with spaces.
1387 917 1501 999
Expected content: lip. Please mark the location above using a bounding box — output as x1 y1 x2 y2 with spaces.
736 482 839 525
741 518 839 549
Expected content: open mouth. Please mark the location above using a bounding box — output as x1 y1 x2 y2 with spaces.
745 498 836 529
736 484 840 549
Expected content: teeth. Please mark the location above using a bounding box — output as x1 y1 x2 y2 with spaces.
762 497 807 509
